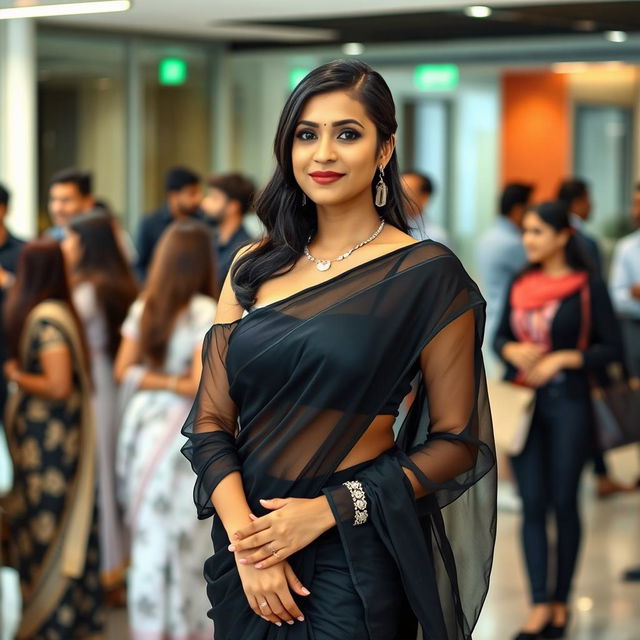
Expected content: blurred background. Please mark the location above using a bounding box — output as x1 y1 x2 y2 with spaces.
1 1 640 639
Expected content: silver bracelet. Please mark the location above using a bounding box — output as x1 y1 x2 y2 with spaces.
342 480 368 526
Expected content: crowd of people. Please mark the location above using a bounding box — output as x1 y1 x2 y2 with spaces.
0 151 639 640
476 178 640 639
0 166 257 638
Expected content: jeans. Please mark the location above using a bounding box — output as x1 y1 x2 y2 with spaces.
511 381 591 604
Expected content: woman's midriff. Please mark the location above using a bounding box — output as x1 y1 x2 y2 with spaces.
335 414 396 471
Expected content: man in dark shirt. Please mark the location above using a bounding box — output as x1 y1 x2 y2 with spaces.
0 183 26 279
201 173 255 287
135 166 203 280
557 177 602 273
0 183 26 418
558 177 630 497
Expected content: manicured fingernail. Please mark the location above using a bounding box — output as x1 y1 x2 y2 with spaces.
238 558 247 564
297 616 305 622
301 587 311 595
255 563 263 569
259 498 268 503
287 620 294 625
227 544 236 552
276 622 282 627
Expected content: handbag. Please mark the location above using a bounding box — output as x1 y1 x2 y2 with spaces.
578 285 640 451
591 374 640 451
487 379 535 456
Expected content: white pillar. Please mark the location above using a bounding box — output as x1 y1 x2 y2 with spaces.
1 19 37 239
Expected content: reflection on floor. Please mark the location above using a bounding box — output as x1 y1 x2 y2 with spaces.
2 444 639 639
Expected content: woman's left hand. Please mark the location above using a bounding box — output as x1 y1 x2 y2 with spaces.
525 352 564 388
228 496 336 570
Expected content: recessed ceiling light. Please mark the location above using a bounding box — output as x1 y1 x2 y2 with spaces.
464 5 492 19
605 30 627 43
0 1 131 20
342 42 365 56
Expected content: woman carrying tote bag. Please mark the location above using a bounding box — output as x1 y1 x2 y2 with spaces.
494 201 624 640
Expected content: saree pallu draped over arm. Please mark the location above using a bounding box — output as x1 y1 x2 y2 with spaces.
181 241 497 640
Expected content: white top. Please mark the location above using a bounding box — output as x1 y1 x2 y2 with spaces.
73 281 109 354
122 293 216 375
609 229 640 320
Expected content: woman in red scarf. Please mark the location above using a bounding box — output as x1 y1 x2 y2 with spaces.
494 201 623 640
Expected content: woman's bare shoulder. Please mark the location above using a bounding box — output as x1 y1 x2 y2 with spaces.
215 240 264 324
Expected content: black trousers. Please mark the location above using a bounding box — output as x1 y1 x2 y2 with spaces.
511 381 591 604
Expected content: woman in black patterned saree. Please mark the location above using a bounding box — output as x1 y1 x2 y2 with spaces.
1 240 103 639
182 60 496 640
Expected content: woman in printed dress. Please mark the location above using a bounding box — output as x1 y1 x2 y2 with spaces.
1 239 103 639
62 211 138 600
115 219 218 639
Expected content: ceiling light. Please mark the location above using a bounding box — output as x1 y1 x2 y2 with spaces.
342 42 365 56
574 19 597 32
552 62 590 74
464 5 492 18
605 30 627 43
0 1 131 20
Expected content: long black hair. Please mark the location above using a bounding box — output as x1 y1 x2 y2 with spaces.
524 200 595 274
68 212 139 360
231 59 412 309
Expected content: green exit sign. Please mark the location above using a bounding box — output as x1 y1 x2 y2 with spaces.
289 68 310 91
414 64 459 91
159 58 188 86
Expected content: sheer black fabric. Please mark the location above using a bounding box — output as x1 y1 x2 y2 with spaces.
182 240 496 639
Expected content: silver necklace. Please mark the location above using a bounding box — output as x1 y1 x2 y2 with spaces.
303 217 385 272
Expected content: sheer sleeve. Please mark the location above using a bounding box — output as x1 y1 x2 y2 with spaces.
324 306 493 523
181 321 242 519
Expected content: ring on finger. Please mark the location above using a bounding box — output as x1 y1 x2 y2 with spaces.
259 601 269 609
268 543 281 559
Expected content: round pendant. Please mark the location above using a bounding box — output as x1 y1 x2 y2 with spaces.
316 260 331 272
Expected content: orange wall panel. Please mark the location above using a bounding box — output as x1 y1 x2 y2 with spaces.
501 72 571 201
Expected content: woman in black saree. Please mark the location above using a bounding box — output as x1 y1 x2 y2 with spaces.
182 59 496 640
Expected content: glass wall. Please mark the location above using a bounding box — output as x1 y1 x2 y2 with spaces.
139 42 212 212
37 33 127 230
36 29 219 233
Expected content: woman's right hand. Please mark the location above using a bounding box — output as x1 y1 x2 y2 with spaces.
236 554 309 626
503 342 545 372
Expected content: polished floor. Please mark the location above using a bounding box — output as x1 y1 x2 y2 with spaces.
2 444 639 639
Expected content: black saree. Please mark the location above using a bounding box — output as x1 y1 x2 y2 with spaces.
182 240 497 639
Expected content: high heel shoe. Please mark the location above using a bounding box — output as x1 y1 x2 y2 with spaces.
541 614 570 639
513 626 547 640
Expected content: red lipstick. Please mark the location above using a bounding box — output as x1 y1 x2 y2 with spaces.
309 171 345 185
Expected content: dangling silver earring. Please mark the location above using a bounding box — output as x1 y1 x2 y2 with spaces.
375 165 388 208
301 192 307 206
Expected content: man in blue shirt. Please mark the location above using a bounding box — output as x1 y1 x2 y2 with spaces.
401 171 451 248
476 182 532 368
135 166 203 280
610 182 640 377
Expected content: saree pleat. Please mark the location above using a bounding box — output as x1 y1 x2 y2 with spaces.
182 241 497 639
